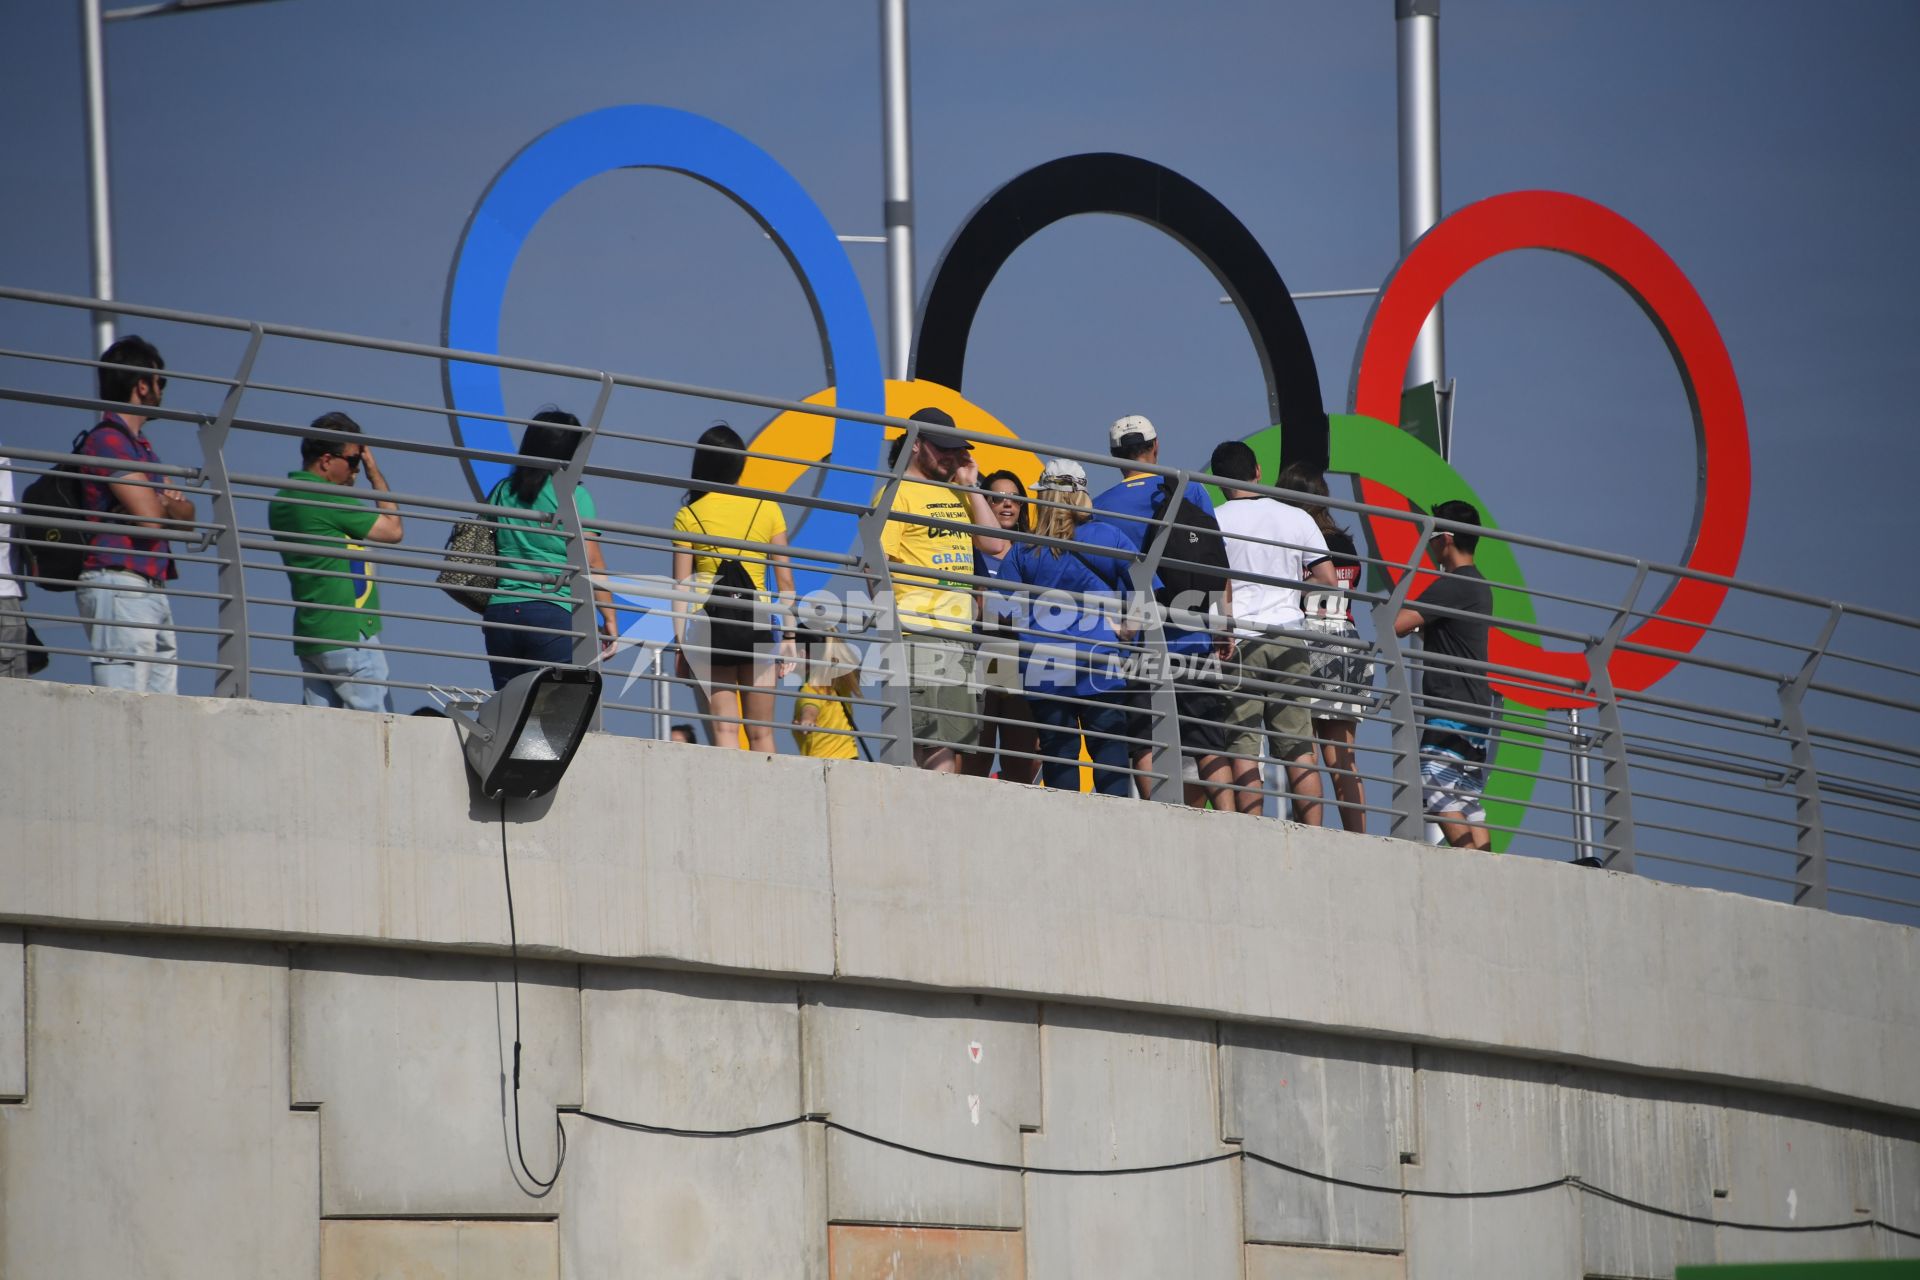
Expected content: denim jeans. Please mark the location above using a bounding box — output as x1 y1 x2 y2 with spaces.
299 641 392 712
76 568 177 694
1030 689 1132 797
482 599 576 690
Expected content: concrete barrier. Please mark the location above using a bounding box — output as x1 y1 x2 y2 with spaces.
1 679 1915 1276
4 679 1914 1115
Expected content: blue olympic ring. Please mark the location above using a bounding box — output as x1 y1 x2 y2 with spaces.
442 105 885 605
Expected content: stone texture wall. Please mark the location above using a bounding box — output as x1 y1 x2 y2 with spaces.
0 931 1914 1278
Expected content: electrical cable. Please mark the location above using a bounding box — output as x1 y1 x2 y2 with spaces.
499 796 566 1192
496 789 1911 1240
563 1108 1917 1239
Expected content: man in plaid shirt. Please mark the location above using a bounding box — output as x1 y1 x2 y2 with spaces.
75 335 196 693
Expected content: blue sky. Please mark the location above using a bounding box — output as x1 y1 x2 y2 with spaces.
4 2 1914 588
2 2 1916 880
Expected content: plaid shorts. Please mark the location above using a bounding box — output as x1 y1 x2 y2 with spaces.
1421 754 1487 823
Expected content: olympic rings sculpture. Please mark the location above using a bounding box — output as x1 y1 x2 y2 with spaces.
443 107 1751 843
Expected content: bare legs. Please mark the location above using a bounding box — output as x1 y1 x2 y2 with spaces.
704 660 779 753
1316 717 1367 834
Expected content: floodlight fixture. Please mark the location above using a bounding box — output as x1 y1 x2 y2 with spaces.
444 667 602 799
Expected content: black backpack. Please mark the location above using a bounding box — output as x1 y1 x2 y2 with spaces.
16 421 134 592
689 501 763 630
1148 477 1232 630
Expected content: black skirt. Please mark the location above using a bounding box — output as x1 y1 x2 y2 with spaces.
692 589 775 667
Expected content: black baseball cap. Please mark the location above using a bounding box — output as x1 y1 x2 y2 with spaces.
909 407 972 451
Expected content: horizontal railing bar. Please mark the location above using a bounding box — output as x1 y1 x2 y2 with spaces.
1823 826 1920 856
1634 849 1806 889
8 639 230 673
1630 788 1804 828
228 473 551 521
1611 725 1793 774
0 444 204 481
248 666 508 699
1805 678 1920 718
1814 793 1920 826
233 533 567 584
1618 752 1794 796
1823 882 1920 910
1825 854 1920 884
1815 644 1920 682
1612 636 1797 684
1616 696 1791 740
1623 742 1788 784
1632 819 1800 859
1616 684 1783 728
1804 732 1920 770
1804 722 1920 763
1818 775 1920 811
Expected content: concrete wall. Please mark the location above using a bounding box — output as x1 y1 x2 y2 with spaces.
0 679 1916 1277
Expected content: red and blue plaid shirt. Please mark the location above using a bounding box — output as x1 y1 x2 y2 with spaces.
78 415 177 582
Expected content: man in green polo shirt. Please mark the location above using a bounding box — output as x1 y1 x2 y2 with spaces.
267 412 404 711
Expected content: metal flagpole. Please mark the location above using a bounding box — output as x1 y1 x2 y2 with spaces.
80 0 292 356
879 0 916 383
1395 0 1449 456
81 0 116 354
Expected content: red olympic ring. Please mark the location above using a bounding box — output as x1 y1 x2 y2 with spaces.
1350 190 1750 706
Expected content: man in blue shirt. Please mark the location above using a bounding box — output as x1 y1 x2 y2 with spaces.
1088 415 1234 807
1090 415 1220 555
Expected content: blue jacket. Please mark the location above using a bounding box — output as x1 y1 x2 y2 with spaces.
993 523 1136 698
1089 475 1218 658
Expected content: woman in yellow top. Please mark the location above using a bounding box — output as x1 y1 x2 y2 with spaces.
790 626 863 759
671 423 796 752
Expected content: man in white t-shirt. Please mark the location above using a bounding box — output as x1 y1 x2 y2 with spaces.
1209 441 1337 820
0 452 30 677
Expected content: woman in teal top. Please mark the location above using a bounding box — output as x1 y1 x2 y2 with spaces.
481 408 617 689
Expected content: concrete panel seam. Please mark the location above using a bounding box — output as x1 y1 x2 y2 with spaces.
0 926 26 1102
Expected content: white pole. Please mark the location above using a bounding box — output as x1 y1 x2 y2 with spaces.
879 0 915 383
1395 0 1446 447
81 0 116 354
1569 707 1597 862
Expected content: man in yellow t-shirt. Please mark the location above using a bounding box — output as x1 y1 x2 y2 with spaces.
881 408 1009 772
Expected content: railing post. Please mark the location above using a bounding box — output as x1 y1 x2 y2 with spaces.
555 375 611 669
1584 657 1635 873
858 420 919 767
551 374 611 732
1584 564 1649 872
1367 513 1431 841
1131 470 1185 804
1780 603 1842 908
196 324 262 699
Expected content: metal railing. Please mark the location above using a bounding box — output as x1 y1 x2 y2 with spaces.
0 285 1915 923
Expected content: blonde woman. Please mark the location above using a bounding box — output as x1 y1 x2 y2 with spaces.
992 458 1138 796
790 626 864 759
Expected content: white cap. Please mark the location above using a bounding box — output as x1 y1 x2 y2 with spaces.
1035 457 1089 493
1109 414 1157 449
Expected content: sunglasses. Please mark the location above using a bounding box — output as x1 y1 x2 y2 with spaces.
331 451 363 473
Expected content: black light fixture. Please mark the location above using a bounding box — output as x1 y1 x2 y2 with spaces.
446 667 602 799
